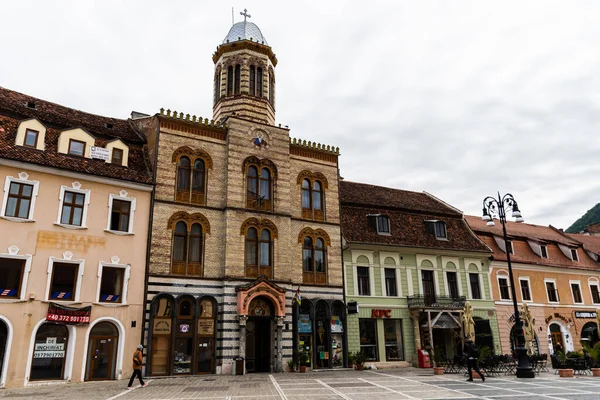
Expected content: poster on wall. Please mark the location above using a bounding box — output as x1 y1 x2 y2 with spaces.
331 315 343 333
153 319 172 334
46 302 91 325
298 314 312 333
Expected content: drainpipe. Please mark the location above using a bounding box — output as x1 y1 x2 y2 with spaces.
336 157 349 369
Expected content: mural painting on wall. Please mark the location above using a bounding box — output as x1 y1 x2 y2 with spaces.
249 298 272 317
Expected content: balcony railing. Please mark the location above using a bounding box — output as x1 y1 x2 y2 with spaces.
407 295 466 309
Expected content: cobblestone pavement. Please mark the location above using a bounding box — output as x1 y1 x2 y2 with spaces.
1 369 599 400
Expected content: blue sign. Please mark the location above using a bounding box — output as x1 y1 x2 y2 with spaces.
298 314 312 333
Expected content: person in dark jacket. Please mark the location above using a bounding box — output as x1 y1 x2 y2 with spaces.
464 339 485 382
128 344 148 389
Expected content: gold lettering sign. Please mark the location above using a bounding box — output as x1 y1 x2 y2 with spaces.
153 319 171 335
36 231 106 252
197 319 214 335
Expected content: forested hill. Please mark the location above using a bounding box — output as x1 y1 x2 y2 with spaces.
566 203 600 233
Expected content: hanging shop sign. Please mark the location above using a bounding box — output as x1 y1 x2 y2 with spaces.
298 314 312 333
153 319 172 335
347 301 359 314
544 313 573 325
197 319 214 335
371 309 391 318
575 311 597 319
46 302 91 324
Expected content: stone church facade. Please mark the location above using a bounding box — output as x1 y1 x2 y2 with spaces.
138 17 346 375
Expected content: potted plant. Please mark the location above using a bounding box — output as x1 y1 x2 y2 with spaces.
354 351 366 371
588 343 600 377
431 350 444 375
299 351 310 373
347 352 357 369
287 358 296 372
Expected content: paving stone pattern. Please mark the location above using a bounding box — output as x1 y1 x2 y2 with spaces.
1 369 599 400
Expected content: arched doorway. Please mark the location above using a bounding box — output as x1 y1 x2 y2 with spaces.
549 323 565 354
197 297 216 374
0 319 8 386
173 296 195 375
30 323 69 381
150 295 174 376
246 296 274 372
580 322 599 348
86 322 118 380
314 300 330 369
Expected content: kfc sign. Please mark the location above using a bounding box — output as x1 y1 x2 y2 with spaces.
371 309 392 318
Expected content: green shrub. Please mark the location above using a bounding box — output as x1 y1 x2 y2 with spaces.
566 351 583 358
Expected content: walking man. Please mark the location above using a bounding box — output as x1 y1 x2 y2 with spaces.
128 344 148 389
464 339 485 382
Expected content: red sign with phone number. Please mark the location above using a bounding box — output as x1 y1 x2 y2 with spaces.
46 302 92 325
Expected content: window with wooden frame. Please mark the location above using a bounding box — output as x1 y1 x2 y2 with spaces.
234 64 241 95
227 66 234 96
246 165 273 211
540 245 548 258
249 65 264 97
520 278 532 301
24 129 39 148
60 191 86 226
425 220 447 239
268 71 275 105
68 139 86 157
109 199 131 232
469 273 481 299
111 148 123 166
357 267 370 296
498 276 510 300
214 67 221 104
545 280 559 303
176 156 206 205
301 178 325 221
245 227 273 279
49 262 79 301
171 221 203 276
571 248 579 261
99 266 125 303
590 282 600 304
570 281 583 304
0 258 26 299
302 236 327 284
4 181 33 219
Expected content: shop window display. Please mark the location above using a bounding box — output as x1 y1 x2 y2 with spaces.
359 319 378 361
30 323 69 381
384 319 404 361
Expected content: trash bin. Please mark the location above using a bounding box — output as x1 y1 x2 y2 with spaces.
417 349 431 368
234 357 244 375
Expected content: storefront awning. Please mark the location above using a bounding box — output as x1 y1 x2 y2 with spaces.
421 314 460 329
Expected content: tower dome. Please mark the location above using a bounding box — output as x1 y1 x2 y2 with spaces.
223 21 268 45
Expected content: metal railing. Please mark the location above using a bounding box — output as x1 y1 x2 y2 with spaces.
406 295 466 309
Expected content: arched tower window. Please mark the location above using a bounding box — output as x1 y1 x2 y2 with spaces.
298 172 327 221
249 66 256 96
244 158 276 211
173 148 212 205
242 218 277 279
227 66 234 96
171 220 204 276
177 157 191 200
234 64 241 95
301 179 311 209
299 228 330 284
269 71 275 106
247 166 258 203
256 67 263 97
191 159 205 204
214 67 222 104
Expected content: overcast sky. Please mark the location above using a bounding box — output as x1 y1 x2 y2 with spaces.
2 1 600 229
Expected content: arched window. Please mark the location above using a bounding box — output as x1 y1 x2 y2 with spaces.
227 66 234 96
150 295 173 376
246 165 273 211
30 323 69 381
245 227 273 279
176 157 191 201
256 67 263 97
300 175 326 221
249 66 256 96
302 234 328 284
247 166 258 203
301 179 311 209
214 67 221 104
171 221 203 276
260 168 271 201
176 155 207 205
174 297 195 375
269 71 275 105
234 64 241 95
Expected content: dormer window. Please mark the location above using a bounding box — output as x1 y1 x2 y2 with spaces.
111 148 123 166
68 139 86 157
24 129 39 148
105 123 114 129
26 101 36 109
507 240 514 255
368 214 391 235
540 245 548 258
425 220 447 240
571 248 579 261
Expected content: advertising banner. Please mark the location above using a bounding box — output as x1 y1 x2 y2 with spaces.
46 302 91 324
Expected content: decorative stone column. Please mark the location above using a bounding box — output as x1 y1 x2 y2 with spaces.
276 316 284 372
238 315 248 360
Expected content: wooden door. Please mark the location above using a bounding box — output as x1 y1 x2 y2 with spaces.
422 270 436 306
89 336 115 380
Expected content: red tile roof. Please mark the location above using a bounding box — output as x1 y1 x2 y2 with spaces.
340 181 489 252
568 233 600 255
0 86 152 184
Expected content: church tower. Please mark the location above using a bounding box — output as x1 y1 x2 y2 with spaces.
212 10 277 125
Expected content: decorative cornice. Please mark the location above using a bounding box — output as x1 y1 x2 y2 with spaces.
297 227 332 246
213 40 278 67
290 138 339 163
171 146 214 169
296 170 329 189
240 217 278 238
158 108 227 141
167 211 211 234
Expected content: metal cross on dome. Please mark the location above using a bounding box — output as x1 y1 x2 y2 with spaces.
240 8 251 22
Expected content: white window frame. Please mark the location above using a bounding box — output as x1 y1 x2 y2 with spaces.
507 241 514 255
382 267 400 297
589 278 600 305
571 249 579 261
468 272 482 300
355 265 372 296
55 182 91 229
540 245 548 258
45 253 85 303
0 245 33 302
105 190 137 235
569 280 583 304
544 278 559 304
444 270 461 298
496 271 511 300
95 257 131 305
0 173 40 222
519 277 533 302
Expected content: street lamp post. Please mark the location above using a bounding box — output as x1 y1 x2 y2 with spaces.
482 192 535 379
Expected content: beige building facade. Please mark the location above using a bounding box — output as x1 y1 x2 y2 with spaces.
138 17 345 376
0 87 153 387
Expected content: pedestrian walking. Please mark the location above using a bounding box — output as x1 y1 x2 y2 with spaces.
464 339 485 382
128 344 148 389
